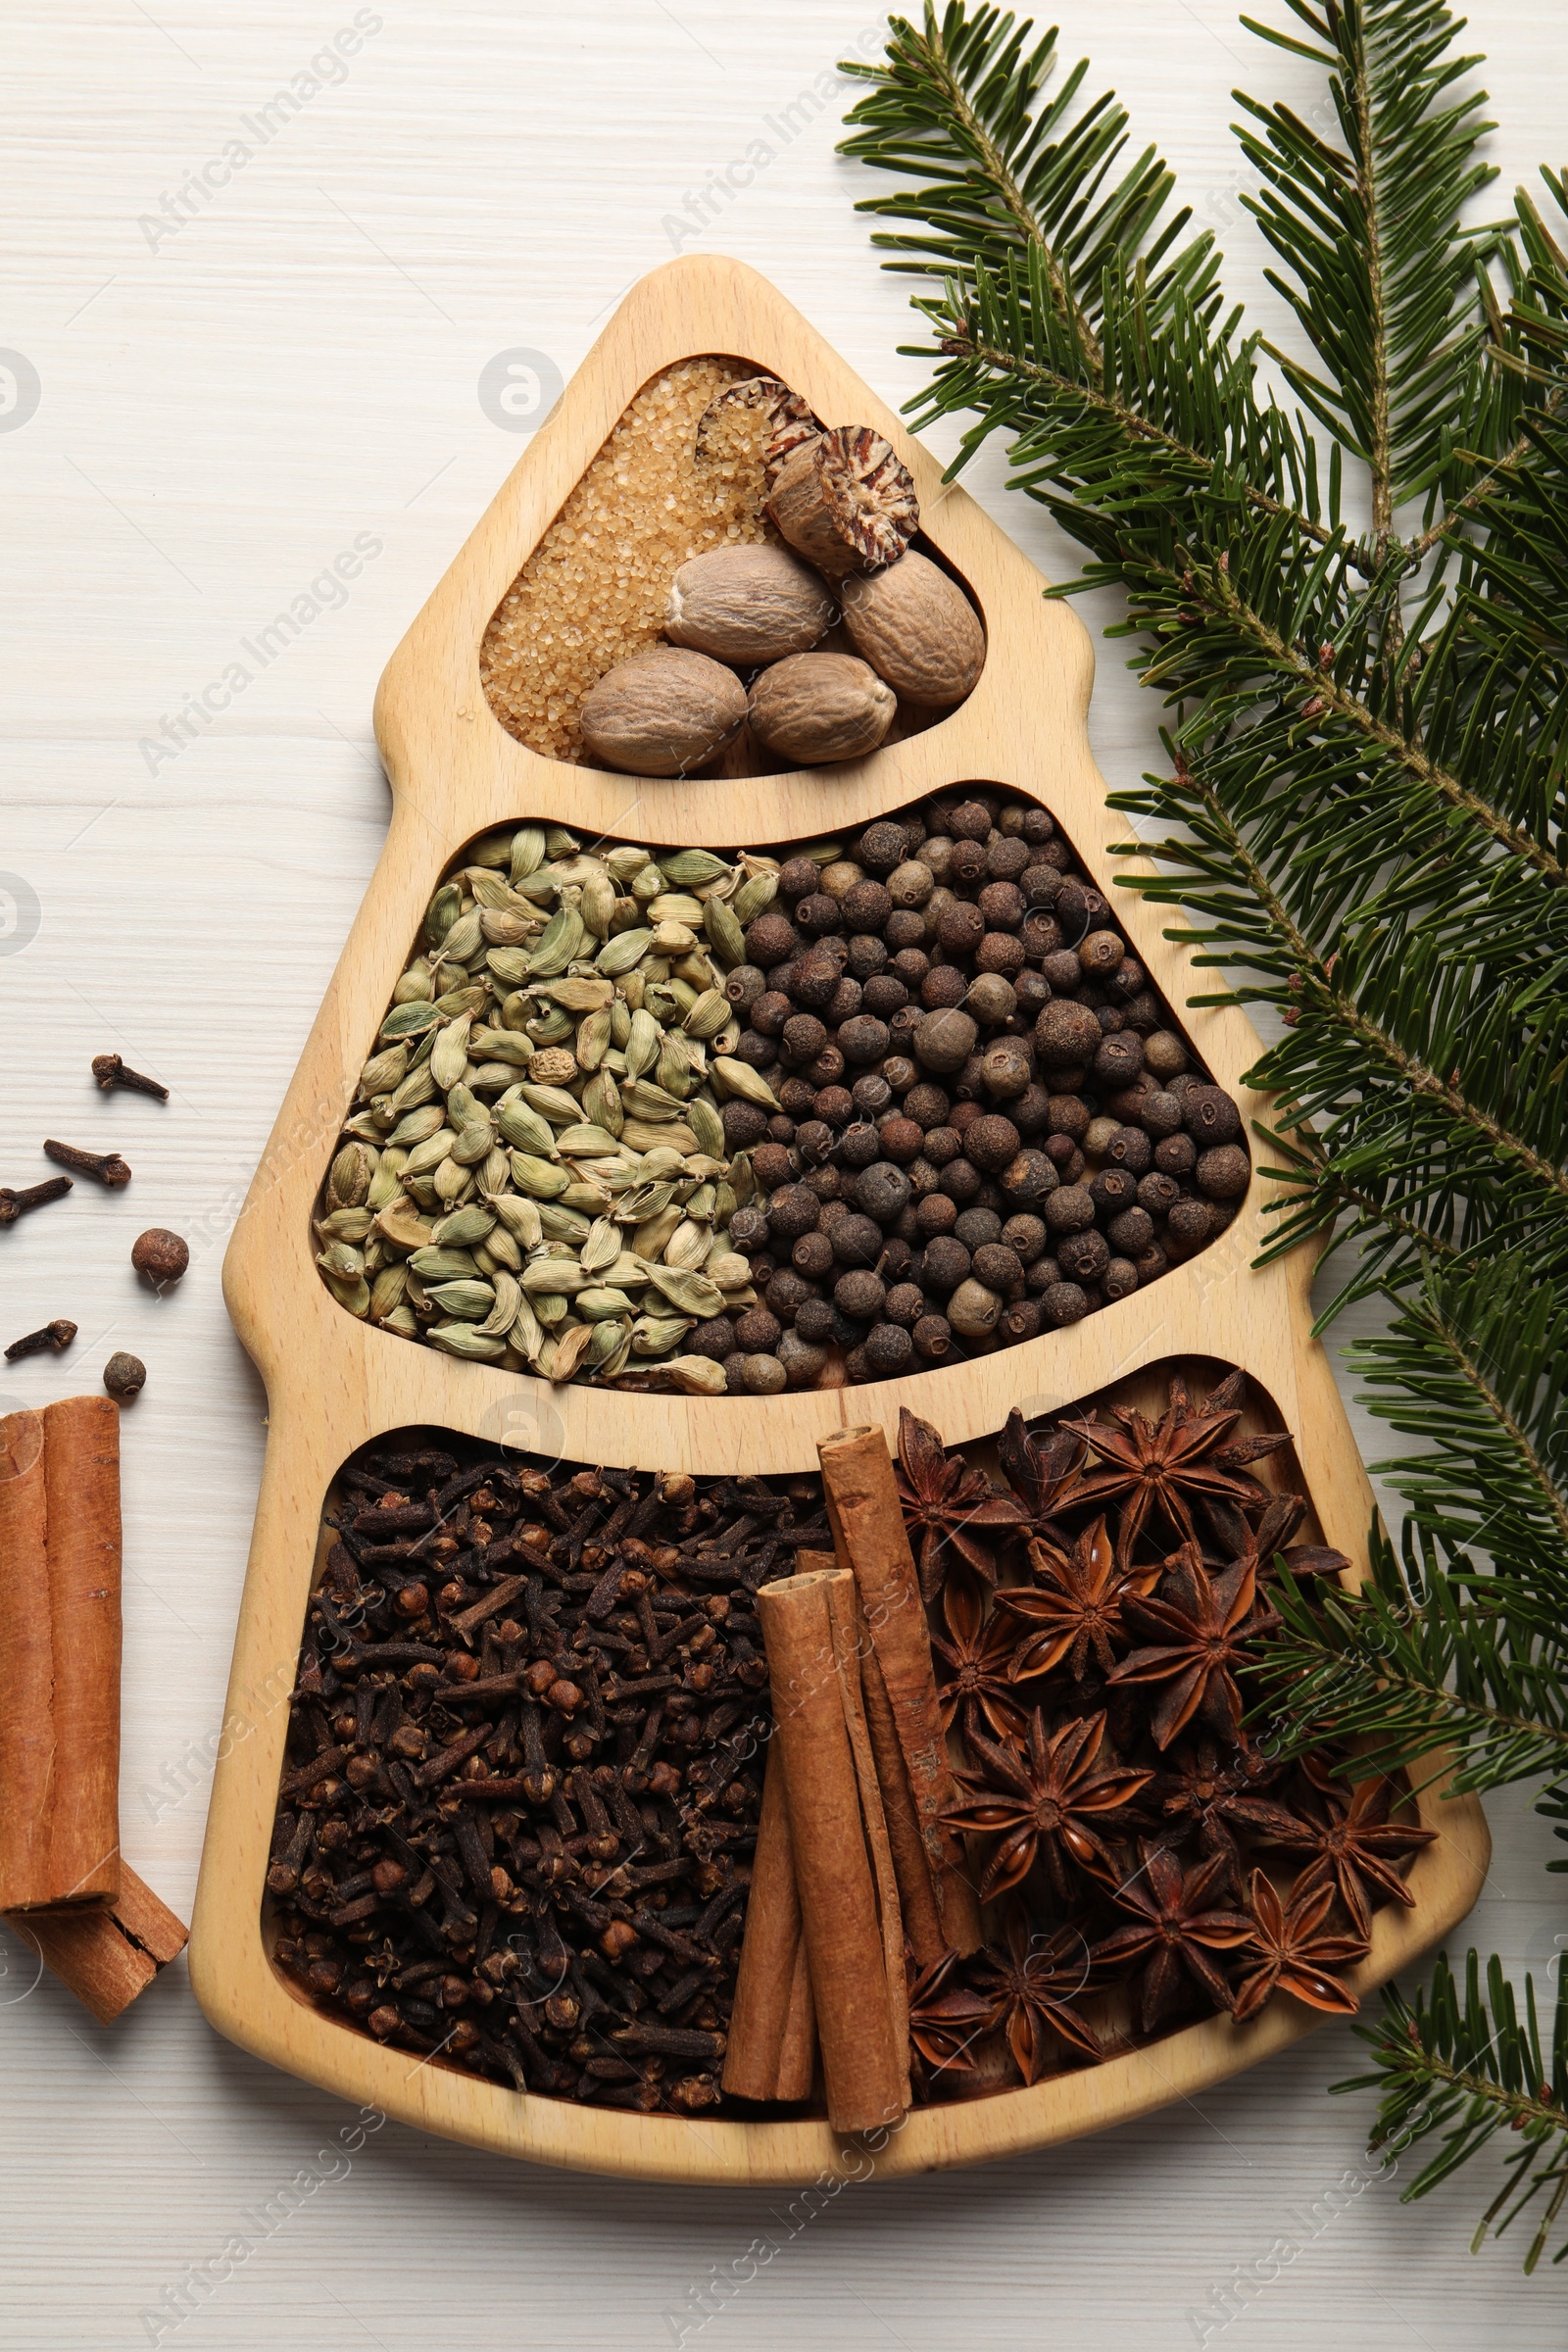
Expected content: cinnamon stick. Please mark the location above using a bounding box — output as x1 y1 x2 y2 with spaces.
0 1399 122 1909
722 1740 815 2102
0 1411 53 1911
42 1396 122 1905
8 1863 187 2026
818 1425 981 1954
757 1566 906 2133
823 1570 910 2110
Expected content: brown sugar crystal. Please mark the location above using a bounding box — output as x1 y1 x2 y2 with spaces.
480 357 776 763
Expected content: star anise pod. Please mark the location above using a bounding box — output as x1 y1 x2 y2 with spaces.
905 1946 994 2090
970 1913 1102 2081
896 1407 1028 1601
996 1515 1159 1683
1093 1844 1255 2034
1064 1369 1290 1564
1230 1868 1369 2022
997 1409 1096 1539
1203 1490 1351 1585
931 1576 1031 1742
1263 1760 1438 1938
942 1709 1152 1902
1108 1545 1279 1748
1152 1736 1302 1892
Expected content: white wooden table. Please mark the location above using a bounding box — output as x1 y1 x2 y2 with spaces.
1 4 1560 2343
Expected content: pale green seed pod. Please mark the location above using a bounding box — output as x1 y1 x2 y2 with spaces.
593 1323 634 1377
576 1008 612 1072
510 824 547 883
580 1068 624 1136
537 1202 592 1243
624 1007 661 1082
622 1077 684 1121
555 1123 620 1158
682 988 730 1041
605 843 653 885
385 1102 448 1151
712 1055 781 1110
387 1061 438 1117
528 905 585 977
580 870 617 940
358 1043 409 1100
489 1195 544 1250
429 1017 472 1093
474 1271 521 1338
438 908 485 964
496 1098 559 1155
481 1224 522 1272
400 1129 455 1178
477 1145 511 1198
450 1119 495 1167
319 1208 375 1246
576 1286 635 1322
703 895 746 970
548 974 613 1013
520 1082 584 1127
631 1313 692 1356
657 1035 697 1101
487 947 532 986
432 1203 495 1250
317 1241 365 1282
509 1152 571 1200
424 882 462 943
648 892 706 927
663 1354 727 1396
686 1182 716 1223
320 1270 371 1317
534 1291 569 1328
659 849 731 889
630 863 663 906
685 1097 726 1160
645 1262 726 1317
519 1257 593 1298
663 1219 712 1272
369 1263 409 1320
731 870 779 927
632 1203 684 1262
523 1006 574 1048
469 828 514 867
432 1157 470 1204
610 999 633 1048
597 925 656 980
379 1001 442 1046
427 1322 508 1360
468 869 512 909
427 1279 496 1320
547 1324 595 1384
366 1157 404 1213
580 1217 621 1276
707 1250 752 1291
326 1142 375 1210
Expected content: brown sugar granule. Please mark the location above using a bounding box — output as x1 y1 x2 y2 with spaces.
481 357 778 763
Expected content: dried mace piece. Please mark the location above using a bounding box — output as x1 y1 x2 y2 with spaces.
665 544 837 668
765 425 919 578
103 1350 147 1400
130 1228 189 1286
578 647 747 777
840 552 987 707
748 653 896 767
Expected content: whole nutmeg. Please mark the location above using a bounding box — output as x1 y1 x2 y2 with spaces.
665 543 837 666
748 652 896 766
912 1006 977 1075
579 647 747 777
765 425 919 578
103 1350 147 1400
947 1276 1003 1340
131 1227 189 1285
840 551 986 705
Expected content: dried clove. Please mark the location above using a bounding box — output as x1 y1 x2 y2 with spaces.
90 1054 169 1102
0 1176 72 1225
5 1319 77 1362
43 1139 131 1187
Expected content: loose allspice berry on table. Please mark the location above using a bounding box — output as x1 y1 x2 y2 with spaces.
130 1228 189 1285
102 1351 147 1401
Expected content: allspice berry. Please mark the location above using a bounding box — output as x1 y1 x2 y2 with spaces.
947 1277 1003 1339
913 1007 977 1075
1198 1144 1251 1200
103 1350 147 1400
131 1227 189 1285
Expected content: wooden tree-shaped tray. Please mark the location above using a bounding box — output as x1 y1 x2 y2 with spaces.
189 256 1488 2182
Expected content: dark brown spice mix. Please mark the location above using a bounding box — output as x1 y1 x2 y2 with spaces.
270 1369 1435 2115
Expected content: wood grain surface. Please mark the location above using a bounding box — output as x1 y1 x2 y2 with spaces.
0 3 1559 2345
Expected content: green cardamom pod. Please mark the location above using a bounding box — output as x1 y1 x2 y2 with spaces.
510 824 547 883
631 1313 691 1356
624 1007 661 1082
320 1270 371 1318
469 828 514 867
712 1054 781 1110
407 1245 482 1283
488 1194 543 1250
468 869 512 908
707 1250 752 1291
520 1081 584 1127
537 1201 592 1242
527 905 585 977
656 1035 697 1101
617 1180 676 1226
316 1241 366 1281
509 1290 544 1359
427 1278 496 1320
621 1077 683 1120
547 974 613 1012
644 1261 726 1318
450 1119 495 1167
555 1123 620 1158
426 1322 507 1361
576 1286 634 1322
468 1025 533 1067
486 947 532 986
658 849 731 888
534 1290 568 1328
438 908 484 964
685 1098 726 1160
605 843 652 885
590 1320 632 1374
596 927 655 978
496 1098 558 1155
580 871 617 940
432 1203 495 1249
576 1008 612 1071
546 1323 595 1384
580 1217 621 1276
681 988 730 1041
358 1043 409 1100
326 1142 374 1209
423 882 462 943
369 1263 409 1319
731 870 779 927
428 1016 471 1093
609 998 633 1048
648 892 706 928
561 1182 612 1214
632 1204 684 1261
518 1257 592 1298
703 894 746 969
432 1157 470 1204
481 1222 521 1271
580 1068 623 1135
509 1151 571 1200
662 1219 712 1272
387 1103 448 1152
473 1270 521 1338
663 1353 726 1395
379 1000 442 1045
